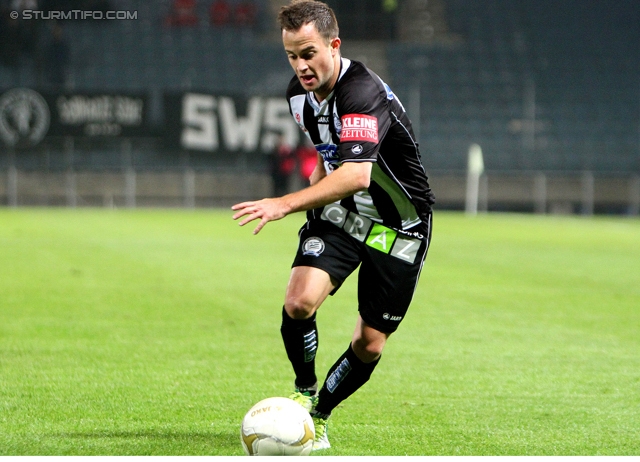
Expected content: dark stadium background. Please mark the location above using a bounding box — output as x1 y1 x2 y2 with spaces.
0 0 638 213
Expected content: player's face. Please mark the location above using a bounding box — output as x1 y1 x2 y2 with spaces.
283 22 341 102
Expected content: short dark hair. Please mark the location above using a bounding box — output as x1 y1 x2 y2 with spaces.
277 0 339 43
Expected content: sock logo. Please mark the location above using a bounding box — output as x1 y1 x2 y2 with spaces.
326 358 352 393
303 330 317 363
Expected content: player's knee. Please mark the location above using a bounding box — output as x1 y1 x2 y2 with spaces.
283 295 317 320
351 337 384 363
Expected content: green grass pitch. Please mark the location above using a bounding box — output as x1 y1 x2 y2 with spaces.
0 208 639 455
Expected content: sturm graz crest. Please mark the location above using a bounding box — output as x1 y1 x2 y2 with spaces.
0 88 50 148
302 237 325 257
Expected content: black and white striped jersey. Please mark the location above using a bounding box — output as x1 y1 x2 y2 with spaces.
286 58 435 232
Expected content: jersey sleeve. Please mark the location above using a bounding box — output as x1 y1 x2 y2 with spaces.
336 72 390 163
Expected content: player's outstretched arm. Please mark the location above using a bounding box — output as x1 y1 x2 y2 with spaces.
232 161 372 235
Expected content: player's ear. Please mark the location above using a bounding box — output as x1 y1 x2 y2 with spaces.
330 37 341 56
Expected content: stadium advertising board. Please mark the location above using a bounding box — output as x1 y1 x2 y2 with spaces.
164 92 300 154
0 88 148 148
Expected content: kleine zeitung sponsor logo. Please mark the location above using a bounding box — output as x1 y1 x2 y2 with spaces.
339 113 378 143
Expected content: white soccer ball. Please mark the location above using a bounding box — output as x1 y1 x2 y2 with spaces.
240 396 315 456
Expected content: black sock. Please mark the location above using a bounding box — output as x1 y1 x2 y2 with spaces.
314 344 381 418
280 307 318 390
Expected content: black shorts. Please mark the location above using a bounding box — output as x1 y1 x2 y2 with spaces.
292 205 432 334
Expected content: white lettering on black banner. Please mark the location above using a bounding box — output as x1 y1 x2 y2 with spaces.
180 93 299 152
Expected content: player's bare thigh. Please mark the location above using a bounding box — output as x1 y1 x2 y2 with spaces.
284 266 337 320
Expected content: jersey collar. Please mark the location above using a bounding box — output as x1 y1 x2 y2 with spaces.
307 58 352 116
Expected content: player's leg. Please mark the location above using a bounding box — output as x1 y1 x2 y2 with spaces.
312 316 388 416
311 221 432 449
313 238 429 415
310 317 389 450
281 265 336 398
281 269 337 451
282 219 360 403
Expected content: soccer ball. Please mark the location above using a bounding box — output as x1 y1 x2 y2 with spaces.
240 396 315 456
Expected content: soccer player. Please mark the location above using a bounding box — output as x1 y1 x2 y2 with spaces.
232 0 435 450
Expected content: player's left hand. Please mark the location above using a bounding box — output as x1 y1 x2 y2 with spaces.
231 198 288 235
